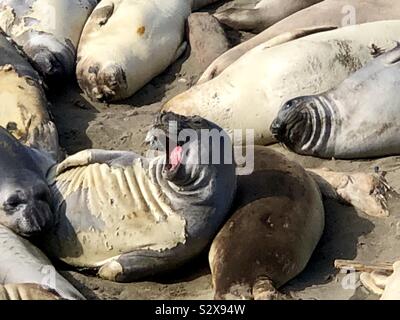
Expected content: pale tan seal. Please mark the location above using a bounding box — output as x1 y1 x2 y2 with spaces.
0 0 98 82
200 0 400 84
164 21 400 145
76 0 220 102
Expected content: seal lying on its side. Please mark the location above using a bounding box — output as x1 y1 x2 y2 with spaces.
0 32 60 160
200 0 400 83
210 147 394 300
214 0 322 33
210 146 325 300
0 224 84 300
0 127 56 237
42 112 237 282
0 0 98 82
271 43 400 159
164 21 400 145
76 0 219 102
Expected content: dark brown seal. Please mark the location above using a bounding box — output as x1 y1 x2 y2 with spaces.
209 146 324 300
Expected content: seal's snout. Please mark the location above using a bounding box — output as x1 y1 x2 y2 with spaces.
78 63 127 102
26 47 65 82
2 187 54 237
270 118 286 140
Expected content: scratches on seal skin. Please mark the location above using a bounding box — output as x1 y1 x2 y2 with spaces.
334 40 362 73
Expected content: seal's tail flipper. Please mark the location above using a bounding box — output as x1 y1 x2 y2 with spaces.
308 168 398 218
252 278 289 300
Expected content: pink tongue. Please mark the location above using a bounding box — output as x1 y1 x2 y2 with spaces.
169 146 183 170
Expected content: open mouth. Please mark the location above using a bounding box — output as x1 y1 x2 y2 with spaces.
165 145 183 173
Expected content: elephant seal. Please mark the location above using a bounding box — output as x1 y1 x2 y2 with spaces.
164 20 400 145
214 0 322 33
271 43 400 159
0 31 60 160
0 0 98 82
0 224 84 300
76 0 219 102
209 146 324 300
42 112 237 282
0 127 56 237
200 0 400 84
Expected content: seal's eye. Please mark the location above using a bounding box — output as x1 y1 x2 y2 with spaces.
4 194 24 210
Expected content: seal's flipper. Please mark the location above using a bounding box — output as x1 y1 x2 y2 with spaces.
0 284 64 300
261 26 338 51
308 168 396 217
27 121 63 162
380 42 400 65
54 149 140 175
98 249 183 282
90 2 115 27
252 278 284 300
174 41 188 61
360 272 390 296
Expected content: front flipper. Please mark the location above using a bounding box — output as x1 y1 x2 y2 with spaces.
0 284 63 300
98 247 186 282
27 121 63 162
55 149 141 175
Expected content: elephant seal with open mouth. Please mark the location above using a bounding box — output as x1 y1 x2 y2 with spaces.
42 112 237 282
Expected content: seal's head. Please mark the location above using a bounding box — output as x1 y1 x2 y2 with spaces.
0 172 54 237
0 129 55 237
146 112 236 187
271 96 320 155
77 62 127 102
23 35 75 83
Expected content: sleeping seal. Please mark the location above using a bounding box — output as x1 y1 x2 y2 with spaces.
0 0 98 82
271 43 400 159
0 224 84 300
42 112 237 282
76 0 219 102
209 146 325 300
200 0 400 84
0 31 60 160
0 127 56 237
214 0 322 33
209 147 393 300
164 20 400 145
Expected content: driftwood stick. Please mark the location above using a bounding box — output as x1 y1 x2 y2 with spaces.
334 260 394 273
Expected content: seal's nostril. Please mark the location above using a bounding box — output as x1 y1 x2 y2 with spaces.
270 120 282 135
